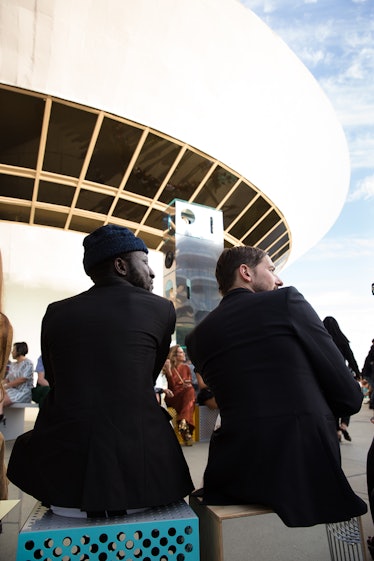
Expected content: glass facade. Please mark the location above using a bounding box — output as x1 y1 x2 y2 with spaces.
0 85 291 263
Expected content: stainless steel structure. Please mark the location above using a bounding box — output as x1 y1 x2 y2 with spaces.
162 200 223 344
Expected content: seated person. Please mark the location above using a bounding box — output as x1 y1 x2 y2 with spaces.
196 372 218 410
0 342 33 419
186 245 366 527
0 306 12 499
361 378 371 403
163 345 196 446
32 355 50 408
7 225 193 518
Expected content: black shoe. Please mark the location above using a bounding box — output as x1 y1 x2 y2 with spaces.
341 429 352 441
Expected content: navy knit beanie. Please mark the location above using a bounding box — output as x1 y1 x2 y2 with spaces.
83 225 148 274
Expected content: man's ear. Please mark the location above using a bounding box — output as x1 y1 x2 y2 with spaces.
238 264 252 282
114 257 127 277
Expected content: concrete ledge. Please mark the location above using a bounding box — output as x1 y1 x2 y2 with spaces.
1 403 38 441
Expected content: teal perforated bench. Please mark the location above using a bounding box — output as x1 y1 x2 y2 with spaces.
16 500 199 561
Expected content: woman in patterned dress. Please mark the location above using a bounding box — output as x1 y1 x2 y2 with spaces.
1 342 34 411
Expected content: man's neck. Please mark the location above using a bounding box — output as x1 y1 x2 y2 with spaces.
93 274 132 288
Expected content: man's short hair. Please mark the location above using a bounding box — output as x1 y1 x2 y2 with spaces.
216 246 267 296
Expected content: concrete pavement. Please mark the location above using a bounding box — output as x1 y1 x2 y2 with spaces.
1 402 373 560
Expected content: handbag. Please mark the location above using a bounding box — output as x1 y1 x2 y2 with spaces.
31 384 50 407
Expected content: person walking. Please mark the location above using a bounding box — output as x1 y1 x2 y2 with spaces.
322 316 361 442
363 339 374 410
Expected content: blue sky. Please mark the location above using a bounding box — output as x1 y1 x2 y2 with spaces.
240 0 374 365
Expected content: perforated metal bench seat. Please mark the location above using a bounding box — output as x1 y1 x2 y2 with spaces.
16 499 199 561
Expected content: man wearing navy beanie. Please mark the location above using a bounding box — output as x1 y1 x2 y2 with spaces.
8 225 193 517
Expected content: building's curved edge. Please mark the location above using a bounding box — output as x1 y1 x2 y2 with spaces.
0 0 349 264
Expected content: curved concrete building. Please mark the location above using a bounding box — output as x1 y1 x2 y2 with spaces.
0 0 350 269
0 0 351 358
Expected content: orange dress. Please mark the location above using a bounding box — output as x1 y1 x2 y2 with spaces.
165 364 195 427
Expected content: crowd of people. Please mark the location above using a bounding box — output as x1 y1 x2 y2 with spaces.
0 228 373 544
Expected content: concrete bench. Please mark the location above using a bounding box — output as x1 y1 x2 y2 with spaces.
16 499 199 561
1 402 39 441
189 496 366 561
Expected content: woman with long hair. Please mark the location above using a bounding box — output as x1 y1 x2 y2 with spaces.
163 345 195 445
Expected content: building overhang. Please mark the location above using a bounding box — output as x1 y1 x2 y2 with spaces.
0 0 350 268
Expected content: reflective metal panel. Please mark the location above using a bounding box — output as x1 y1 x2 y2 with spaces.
163 200 223 345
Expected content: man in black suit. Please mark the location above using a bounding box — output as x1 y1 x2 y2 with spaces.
8 225 193 517
186 246 366 527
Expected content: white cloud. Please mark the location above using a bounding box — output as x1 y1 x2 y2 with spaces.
346 132 374 169
348 175 374 201
319 78 374 130
297 47 325 66
281 234 374 364
240 0 374 367
288 236 374 261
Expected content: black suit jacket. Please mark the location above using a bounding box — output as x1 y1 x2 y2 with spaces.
8 281 193 511
186 286 367 527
